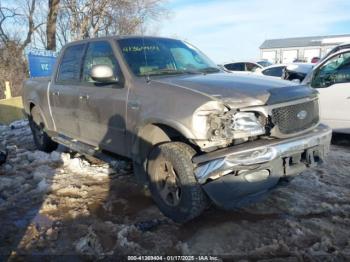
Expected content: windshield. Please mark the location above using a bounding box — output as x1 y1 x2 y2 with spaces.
117 37 220 76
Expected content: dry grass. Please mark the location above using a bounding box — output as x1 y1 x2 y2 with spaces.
0 96 24 124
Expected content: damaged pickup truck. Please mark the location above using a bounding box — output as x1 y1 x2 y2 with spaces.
23 36 332 222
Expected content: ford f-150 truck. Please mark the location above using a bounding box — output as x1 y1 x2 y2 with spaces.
23 36 332 223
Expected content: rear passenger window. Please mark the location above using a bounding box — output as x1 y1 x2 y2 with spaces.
57 44 85 82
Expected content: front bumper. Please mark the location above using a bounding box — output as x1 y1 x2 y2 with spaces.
193 124 332 208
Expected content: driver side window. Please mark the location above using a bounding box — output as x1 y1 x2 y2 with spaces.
82 41 118 83
311 51 350 88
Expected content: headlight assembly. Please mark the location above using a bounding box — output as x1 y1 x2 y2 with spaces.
231 112 265 138
207 111 266 141
209 112 265 140
193 102 266 142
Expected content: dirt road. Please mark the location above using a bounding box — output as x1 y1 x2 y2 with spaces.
0 120 349 260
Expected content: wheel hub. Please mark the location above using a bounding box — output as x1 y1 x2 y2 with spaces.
157 160 181 206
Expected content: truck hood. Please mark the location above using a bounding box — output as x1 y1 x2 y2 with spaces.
152 73 317 108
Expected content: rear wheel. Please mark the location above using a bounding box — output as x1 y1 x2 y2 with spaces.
29 106 58 152
147 142 209 223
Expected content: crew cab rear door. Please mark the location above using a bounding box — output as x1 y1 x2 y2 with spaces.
77 40 127 155
50 43 86 138
310 49 350 132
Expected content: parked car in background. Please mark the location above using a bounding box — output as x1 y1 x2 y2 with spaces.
217 64 231 73
303 48 350 134
259 64 286 78
282 63 314 82
258 63 313 82
223 61 263 73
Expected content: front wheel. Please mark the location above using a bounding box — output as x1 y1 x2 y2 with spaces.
29 106 58 152
147 142 209 223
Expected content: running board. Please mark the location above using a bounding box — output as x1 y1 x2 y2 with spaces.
51 135 118 165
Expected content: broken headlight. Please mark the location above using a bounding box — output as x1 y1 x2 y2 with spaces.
208 111 266 140
231 112 265 138
192 101 228 138
193 102 266 142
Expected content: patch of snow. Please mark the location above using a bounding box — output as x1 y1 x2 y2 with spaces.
117 225 141 249
9 120 29 129
29 151 51 164
50 151 62 163
32 165 55 181
75 226 105 258
36 179 51 193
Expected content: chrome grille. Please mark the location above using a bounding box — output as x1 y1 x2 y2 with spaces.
271 99 319 134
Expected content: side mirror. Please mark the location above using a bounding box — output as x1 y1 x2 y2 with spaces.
90 65 118 83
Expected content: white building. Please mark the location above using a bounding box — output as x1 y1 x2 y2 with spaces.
260 34 350 63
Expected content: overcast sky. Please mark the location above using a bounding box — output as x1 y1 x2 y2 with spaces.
159 0 350 63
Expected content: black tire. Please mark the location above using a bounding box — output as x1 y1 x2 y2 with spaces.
29 106 58 152
147 142 209 223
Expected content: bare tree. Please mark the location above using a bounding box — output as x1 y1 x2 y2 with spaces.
0 5 21 44
0 0 44 49
0 0 168 49
60 0 168 41
0 42 27 98
0 0 45 98
46 0 60 50
61 0 111 40
23 0 45 48
49 0 168 49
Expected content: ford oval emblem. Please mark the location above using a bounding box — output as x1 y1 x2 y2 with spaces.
297 110 307 120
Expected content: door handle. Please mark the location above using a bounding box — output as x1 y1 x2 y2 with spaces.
347 97 350 99
52 91 59 96
79 94 89 100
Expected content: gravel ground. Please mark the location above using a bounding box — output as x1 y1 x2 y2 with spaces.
0 120 350 261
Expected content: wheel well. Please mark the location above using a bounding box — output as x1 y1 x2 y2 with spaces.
27 103 36 121
28 103 47 128
132 123 197 184
156 124 201 154
29 102 35 113
155 124 192 144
